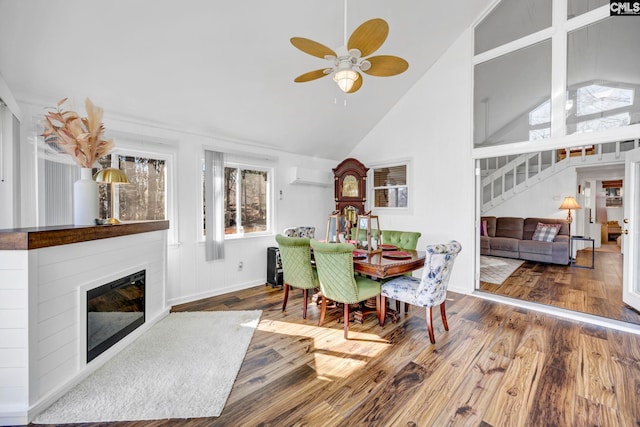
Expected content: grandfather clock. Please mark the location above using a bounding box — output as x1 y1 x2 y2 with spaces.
333 158 368 238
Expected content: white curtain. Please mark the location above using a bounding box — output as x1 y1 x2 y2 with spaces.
204 150 225 261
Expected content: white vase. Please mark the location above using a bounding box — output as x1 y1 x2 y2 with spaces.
73 168 98 225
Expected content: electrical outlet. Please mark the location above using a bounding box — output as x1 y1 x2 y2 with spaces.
238 261 243 271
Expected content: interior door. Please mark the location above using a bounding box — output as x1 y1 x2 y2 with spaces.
623 149 640 309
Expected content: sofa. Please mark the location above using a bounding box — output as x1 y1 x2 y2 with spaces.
481 216 570 265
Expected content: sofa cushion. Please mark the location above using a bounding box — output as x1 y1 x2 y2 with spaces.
519 239 554 255
490 237 519 252
523 218 568 240
495 217 524 240
532 222 561 242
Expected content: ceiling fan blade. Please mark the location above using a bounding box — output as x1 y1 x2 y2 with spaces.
362 55 409 77
290 37 337 59
347 18 388 58
294 69 332 83
347 71 363 94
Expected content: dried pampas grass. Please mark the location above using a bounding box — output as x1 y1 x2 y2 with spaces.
42 98 114 168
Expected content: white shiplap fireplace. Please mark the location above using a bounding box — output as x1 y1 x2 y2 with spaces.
0 221 169 426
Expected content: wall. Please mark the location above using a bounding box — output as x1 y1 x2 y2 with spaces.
348 29 477 294
15 102 336 307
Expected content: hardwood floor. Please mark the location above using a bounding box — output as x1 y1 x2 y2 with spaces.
480 246 640 325
30 282 640 426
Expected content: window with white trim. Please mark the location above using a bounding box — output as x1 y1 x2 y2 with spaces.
202 159 272 237
371 163 408 208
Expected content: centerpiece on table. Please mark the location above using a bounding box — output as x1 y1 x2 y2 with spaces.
42 98 114 225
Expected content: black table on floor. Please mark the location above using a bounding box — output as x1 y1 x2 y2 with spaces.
570 235 595 269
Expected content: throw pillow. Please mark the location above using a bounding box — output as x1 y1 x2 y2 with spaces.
480 220 488 236
532 222 561 242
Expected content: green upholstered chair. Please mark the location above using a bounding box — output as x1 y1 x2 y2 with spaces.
310 240 382 339
276 234 319 319
381 230 421 250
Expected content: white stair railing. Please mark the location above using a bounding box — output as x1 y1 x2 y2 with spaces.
480 139 640 213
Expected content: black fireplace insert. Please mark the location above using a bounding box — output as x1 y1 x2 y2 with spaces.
86 270 145 362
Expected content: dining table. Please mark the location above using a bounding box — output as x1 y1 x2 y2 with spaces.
310 245 426 324
352 249 426 280
350 248 426 323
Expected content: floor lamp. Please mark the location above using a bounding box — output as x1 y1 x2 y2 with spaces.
94 168 130 224
559 195 581 260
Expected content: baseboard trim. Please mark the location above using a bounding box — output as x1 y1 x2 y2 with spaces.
167 280 266 307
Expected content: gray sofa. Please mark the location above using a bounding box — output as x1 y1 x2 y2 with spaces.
481 216 570 265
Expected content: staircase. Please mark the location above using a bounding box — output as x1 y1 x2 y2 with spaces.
480 139 640 213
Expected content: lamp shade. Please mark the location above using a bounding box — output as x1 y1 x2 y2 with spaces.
94 168 129 184
333 69 359 93
559 196 581 210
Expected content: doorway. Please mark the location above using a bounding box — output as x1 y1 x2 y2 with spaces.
476 147 640 325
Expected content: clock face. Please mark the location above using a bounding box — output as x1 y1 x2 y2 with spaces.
342 174 359 197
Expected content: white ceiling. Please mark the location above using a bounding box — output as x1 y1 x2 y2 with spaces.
0 0 493 160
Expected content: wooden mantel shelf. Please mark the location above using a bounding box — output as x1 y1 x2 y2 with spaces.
0 220 170 250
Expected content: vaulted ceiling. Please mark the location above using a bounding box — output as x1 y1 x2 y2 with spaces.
0 0 493 159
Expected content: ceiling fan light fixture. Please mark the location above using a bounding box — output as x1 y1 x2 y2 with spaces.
333 68 359 92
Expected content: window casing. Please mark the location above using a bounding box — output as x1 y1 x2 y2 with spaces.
370 162 409 209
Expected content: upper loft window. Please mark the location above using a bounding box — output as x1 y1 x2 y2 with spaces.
576 84 634 117
474 1 639 149
474 40 552 147
567 0 608 18
474 0 551 55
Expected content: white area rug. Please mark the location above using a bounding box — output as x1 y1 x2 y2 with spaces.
480 255 525 285
34 310 262 424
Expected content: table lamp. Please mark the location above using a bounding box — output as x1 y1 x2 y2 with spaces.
94 168 130 224
559 195 581 236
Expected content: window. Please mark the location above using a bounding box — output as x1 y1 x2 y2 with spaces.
371 163 408 208
224 165 269 235
202 160 272 237
97 155 166 221
36 125 175 241
474 1 640 149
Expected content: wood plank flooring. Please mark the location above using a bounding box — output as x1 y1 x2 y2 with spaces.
480 247 640 325
30 282 640 426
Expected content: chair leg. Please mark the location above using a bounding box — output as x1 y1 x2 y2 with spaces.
440 301 448 331
379 295 386 326
426 307 435 344
343 303 350 339
282 284 290 312
302 289 308 319
319 296 327 326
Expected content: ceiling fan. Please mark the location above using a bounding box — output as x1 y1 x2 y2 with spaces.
290 4 409 94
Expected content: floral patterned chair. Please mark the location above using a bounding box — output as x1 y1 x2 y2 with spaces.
379 240 462 344
283 226 315 239
276 234 319 319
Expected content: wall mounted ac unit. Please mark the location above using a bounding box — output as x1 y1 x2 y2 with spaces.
289 166 331 187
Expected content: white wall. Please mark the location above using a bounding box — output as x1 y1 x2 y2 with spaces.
349 29 477 294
